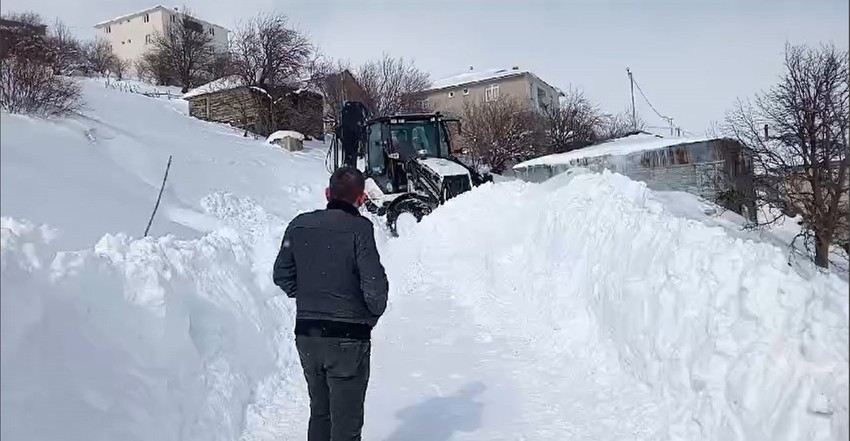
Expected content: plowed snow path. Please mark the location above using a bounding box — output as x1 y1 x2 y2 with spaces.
242 226 664 441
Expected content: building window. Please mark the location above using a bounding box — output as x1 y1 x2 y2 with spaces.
462 88 469 95
144 14 150 23
145 34 152 44
106 26 111 33
171 14 176 23
209 28 215 35
485 84 500 102
448 91 455 99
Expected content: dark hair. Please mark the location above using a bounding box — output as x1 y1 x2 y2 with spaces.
329 166 366 203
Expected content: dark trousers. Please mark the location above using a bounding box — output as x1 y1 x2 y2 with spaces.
295 335 371 441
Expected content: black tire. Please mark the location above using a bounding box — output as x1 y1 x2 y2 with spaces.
386 198 433 237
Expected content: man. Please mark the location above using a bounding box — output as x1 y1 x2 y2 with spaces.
273 166 389 441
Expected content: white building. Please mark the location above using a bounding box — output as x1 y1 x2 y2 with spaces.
93 5 229 72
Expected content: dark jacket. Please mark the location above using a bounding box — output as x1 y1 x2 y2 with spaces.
273 200 389 327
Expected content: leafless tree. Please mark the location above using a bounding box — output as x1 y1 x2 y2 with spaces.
111 57 130 81
2 11 44 26
599 107 646 140
232 13 311 88
231 12 312 134
356 53 430 117
149 7 217 92
460 97 544 174
0 53 82 116
723 43 849 268
45 18 82 75
135 50 171 85
542 87 605 153
82 39 117 77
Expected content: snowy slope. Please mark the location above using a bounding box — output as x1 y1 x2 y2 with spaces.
1 79 329 441
2 77 847 441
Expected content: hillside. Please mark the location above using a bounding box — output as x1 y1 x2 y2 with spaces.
1 79 848 441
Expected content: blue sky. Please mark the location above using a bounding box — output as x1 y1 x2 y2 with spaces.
4 0 848 133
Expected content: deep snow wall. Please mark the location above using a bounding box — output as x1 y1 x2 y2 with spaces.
0 195 296 441
388 170 849 441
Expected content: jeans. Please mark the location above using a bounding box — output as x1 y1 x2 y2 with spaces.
295 336 371 441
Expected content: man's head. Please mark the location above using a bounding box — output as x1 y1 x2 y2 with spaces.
326 166 367 206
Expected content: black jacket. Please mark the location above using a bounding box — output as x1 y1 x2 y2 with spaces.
273 200 389 327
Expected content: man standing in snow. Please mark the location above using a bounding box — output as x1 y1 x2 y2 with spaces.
273 166 389 441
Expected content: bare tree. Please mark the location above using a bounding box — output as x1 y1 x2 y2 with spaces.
460 97 544 174
135 50 171 85
82 39 117 77
110 57 130 81
1 53 82 116
599 107 646 140
356 54 430 117
231 12 313 134
45 18 82 75
542 87 605 154
2 11 44 26
232 13 311 88
724 43 849 268
149 7 216 92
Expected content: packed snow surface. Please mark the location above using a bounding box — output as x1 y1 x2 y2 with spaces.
514 132 710 168
2 77 847 441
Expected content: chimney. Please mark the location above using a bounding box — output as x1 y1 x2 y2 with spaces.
512 66 519 70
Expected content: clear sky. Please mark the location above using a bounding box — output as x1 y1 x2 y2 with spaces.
4 0 847 133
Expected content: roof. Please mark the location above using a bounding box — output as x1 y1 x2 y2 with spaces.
513 133 712 169
428 67 565 96
95 5 168 27
182 76 244 99
94 5 231 31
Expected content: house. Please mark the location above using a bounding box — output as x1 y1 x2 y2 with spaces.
93 5 229 74
513 132 757 220
183 76 323 139
0 18 47 59
425 67 565 116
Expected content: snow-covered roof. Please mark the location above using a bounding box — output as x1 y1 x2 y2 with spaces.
182 76 244 99
428 67 565 97
267 130 305 143
94 5 230 32
513 133 711 169
429 68 527 91
95 5 169 27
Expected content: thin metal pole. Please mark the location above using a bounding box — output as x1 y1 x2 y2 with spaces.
627 67 636 130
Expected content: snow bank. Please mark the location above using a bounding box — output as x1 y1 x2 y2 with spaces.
0 194 295 441
387 170 849 441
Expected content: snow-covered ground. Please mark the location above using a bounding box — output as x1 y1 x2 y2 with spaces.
1 78 847 441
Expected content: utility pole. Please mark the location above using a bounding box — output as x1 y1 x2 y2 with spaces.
626 67 636 130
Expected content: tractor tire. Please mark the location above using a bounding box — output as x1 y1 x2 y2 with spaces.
386 198 433 237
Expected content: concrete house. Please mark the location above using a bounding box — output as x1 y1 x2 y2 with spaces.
513 133 757 220
93 5 229 74
425 67 564 116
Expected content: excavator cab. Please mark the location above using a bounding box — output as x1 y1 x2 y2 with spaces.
364 114 455 195
329 101 491 236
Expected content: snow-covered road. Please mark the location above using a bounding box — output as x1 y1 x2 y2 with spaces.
2 79 847 441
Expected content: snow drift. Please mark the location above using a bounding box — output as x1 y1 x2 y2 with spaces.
0 194 297 441
387 169 849 441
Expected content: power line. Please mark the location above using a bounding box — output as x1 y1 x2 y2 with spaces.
627 69 692 136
